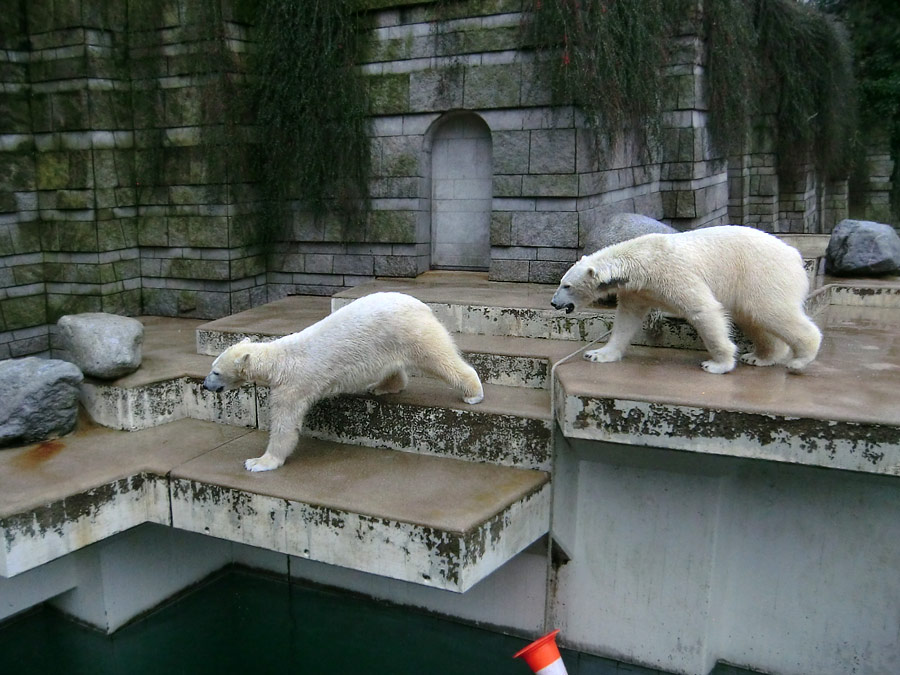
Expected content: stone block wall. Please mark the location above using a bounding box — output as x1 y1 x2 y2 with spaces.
0 0 855 357
859 132 895 224
0 0 264 358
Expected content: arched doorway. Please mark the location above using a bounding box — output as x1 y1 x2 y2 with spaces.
429 113 492 270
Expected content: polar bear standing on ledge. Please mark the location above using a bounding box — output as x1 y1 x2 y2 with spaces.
203 292 483 472
551 226 822 374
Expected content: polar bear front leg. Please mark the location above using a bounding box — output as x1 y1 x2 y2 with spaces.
245 397 308 472
245 427 297 472
585 299 649 363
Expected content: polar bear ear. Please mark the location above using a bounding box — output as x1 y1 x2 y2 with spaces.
234 352 250 373
239 337 251 344
585 266 596 278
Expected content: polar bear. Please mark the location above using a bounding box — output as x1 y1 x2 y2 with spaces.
550 225 822 374
203 292 484 472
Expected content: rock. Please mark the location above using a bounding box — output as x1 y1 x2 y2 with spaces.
57 313 144 379
0 357 84 448
826 219 900 276
582 213 677 254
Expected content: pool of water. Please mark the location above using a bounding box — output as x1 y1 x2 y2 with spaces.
0 569 615 675
0 568 757 675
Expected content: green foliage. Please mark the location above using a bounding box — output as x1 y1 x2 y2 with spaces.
521 0 686 163
756 0 856 179
250 0 371 238
523 0 855 180
818 0 900 219
706 0 856 179
704 0 760 156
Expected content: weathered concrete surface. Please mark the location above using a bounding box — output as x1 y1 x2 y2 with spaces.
196 295 331 356
0 419 251 577
555 303 900 476
57 313 144 379
0 357 83 448
81 378 257 431
257 378 554 471
553 439 900 675
169 433 551 592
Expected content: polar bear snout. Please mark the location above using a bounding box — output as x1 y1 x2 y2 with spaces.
202 374 225 393
551 288 576 314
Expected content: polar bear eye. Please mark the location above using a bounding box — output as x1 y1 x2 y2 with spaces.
562 284 571 289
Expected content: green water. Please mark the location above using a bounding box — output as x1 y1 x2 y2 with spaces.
0 569 632 675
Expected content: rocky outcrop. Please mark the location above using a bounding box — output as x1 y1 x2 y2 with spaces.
57 313 144 379
0 357 83 448
826 219 900 276
582 213 677 255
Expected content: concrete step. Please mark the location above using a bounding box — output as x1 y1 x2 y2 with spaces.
0 419 550 593
285 378 553 471
554 312 900 477
332 273 717 349
170 433 550 592
89 377 552 470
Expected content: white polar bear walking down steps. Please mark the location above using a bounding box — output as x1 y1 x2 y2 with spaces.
202 292 484 472
550 225 822 374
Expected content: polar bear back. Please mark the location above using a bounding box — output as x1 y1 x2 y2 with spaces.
270 292 453 394
616 226 809 310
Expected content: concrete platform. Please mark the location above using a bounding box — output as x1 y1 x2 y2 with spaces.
0 418 251 577
170 433 550 592
0 417 550 591
555 300 900 476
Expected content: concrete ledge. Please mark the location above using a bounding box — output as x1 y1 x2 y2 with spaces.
290 378 553 470
0 419 251 578
1 421 550 592
554 299 900 477
166 433 551 593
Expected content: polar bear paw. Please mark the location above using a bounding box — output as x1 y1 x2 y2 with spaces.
701 359 735 374
244 453 284 472
740 352 777 367
584 347 623 363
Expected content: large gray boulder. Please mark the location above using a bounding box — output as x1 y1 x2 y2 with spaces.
0 357 84 448
57 313 144 379
826 219 900 276
582 212 677 255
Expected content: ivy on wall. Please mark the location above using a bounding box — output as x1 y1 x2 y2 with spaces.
250 0 371 238
521 0 686 162
522 0 856 180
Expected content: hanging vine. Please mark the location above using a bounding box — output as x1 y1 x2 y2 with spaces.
250 0 372 239
521 0 687 163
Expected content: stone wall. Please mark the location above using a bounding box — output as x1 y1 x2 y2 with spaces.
0 0 853 358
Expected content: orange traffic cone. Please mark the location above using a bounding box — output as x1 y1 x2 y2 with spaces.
513 629 569 674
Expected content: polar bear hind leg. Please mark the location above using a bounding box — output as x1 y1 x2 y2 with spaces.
768 311 822 372
411 324 483 404
370 368 408 395
738 321 791 367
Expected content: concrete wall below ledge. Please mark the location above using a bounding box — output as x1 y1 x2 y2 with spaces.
551 435 900 675
0 523 548 638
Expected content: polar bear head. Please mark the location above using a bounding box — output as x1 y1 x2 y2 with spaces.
203 338 256 392
551 254 627 313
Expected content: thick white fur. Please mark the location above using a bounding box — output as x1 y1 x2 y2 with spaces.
203 292 483 472
551 226 822 374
